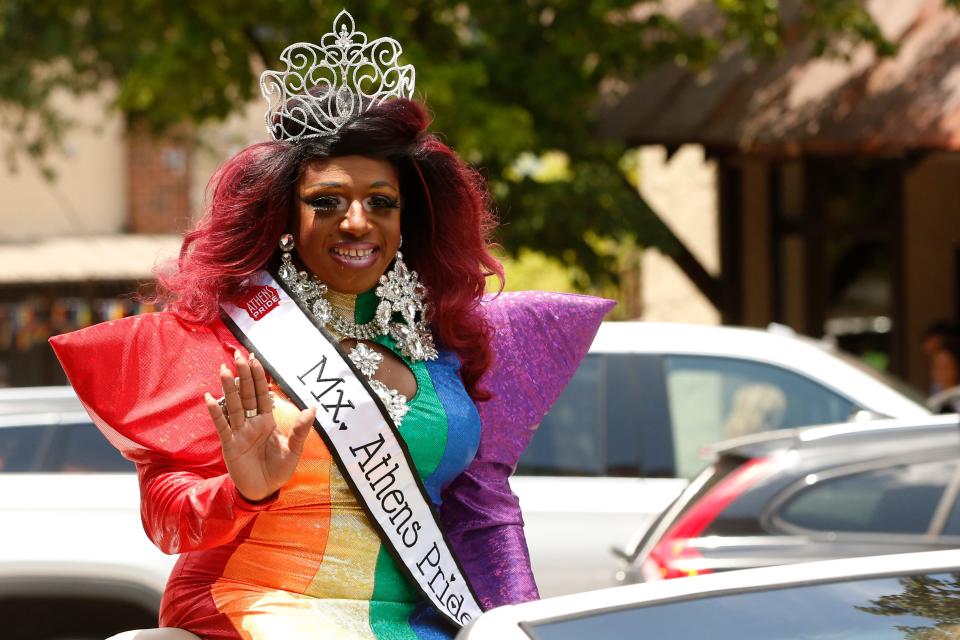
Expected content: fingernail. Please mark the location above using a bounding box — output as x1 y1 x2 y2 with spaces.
204 392 212 402
249 352 257 363
234 349 242 361
220 364 228 375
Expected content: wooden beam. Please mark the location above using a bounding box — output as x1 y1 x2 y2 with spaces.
623 175 722 310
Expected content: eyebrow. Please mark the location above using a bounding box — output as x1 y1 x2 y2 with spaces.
302 181 343 190
301 180 399 191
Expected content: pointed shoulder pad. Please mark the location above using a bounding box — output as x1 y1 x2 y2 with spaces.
476 292 615 465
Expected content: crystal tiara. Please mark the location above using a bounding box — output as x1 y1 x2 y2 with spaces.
259 10 416 143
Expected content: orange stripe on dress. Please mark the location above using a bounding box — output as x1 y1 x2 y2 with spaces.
210 393 334 635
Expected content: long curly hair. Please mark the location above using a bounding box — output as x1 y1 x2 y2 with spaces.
155 99 504 400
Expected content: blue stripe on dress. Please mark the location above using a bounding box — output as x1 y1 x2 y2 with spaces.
422 350 482 504
408 602 456 640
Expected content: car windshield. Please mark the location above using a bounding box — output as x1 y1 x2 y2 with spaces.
523 570 960 640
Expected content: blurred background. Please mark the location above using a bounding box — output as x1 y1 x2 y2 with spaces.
7 4 960 637
0 0 958 394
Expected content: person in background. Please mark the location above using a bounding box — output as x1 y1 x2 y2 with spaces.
930 340 960 414
922 321 959 394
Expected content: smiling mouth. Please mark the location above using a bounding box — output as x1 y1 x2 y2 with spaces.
330 245 380 266
332 246 376 258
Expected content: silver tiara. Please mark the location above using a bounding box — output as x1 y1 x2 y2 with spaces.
259 10 416 142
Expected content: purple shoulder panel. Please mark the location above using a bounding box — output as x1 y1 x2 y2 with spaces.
475 291 617 465
441 292 614 609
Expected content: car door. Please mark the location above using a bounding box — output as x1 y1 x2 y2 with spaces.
512 352 687 596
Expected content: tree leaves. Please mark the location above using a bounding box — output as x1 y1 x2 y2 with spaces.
0 0 905 285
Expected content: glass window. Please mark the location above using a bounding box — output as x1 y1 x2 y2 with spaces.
524 571 960 640
664 355 856 477
940 486 960 536
0 424 52 472
49 423 134 473
777 460 955 535
517 354 644 477
943 500 960 537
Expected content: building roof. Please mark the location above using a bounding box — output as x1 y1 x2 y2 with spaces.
0 235 182 284
599 0 960 154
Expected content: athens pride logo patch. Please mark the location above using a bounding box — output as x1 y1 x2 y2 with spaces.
239 285 281 320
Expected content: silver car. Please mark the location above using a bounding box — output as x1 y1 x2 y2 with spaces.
458 549 960 639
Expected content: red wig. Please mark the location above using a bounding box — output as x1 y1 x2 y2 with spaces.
155 99 504 399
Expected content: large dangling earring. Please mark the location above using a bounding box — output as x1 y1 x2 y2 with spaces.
277 232 330 317
374 237 438 361
277 233 296 280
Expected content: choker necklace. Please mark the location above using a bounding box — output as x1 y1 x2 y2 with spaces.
323 289 382 342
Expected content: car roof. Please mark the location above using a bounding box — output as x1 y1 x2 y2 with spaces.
458 549 960 639
590 322 837 355
588 322 929 419
0 386 82 414
708 413 960 459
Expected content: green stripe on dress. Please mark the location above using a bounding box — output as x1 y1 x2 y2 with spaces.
354 291 452 638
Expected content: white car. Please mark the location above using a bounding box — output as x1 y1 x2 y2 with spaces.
511 322 930 596
457 549 960 640
0 399 176 639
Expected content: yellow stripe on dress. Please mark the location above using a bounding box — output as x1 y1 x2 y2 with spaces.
209 395 375 639
305 464 381 599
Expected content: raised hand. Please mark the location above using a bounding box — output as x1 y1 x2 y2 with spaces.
204 351 316 502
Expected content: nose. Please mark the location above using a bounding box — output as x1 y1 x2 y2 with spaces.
339 200 372 236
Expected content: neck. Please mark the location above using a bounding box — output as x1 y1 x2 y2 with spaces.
326 289 358 321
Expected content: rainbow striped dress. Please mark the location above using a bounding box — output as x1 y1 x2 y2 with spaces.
50 289 614 640
161 352 476 638
160 293 480 639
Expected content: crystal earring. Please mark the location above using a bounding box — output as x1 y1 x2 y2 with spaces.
278 233 296 281
374 244 438 362
277 232 328 305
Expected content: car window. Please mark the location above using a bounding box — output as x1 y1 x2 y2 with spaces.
46 422 134 473
522 571 960 640
517 353 645 477
0 424 53 472
926 471 960 537
943 498 960 536
776 460 955 535
664 355 857 478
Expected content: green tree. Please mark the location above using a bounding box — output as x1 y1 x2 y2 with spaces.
0 0 901 286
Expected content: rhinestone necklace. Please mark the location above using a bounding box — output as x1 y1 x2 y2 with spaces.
324 290 384 342
278 266 411 426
